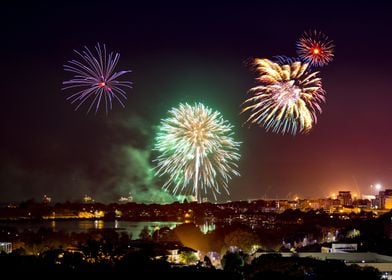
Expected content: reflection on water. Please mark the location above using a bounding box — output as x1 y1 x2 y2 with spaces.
0 220 181 239
199 220 216 234
94 220 104 230
78 220 96 231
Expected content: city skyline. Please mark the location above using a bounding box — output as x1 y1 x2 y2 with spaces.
2 1 392 203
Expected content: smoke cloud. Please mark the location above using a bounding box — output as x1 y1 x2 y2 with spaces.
0 113 180 203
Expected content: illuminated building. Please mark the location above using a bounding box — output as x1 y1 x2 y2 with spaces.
377 189 392 209
384 189 392 210
166 248 180 263
119 192 133 203
353 198 371 209
337 191 352 206
307 200 320 209
83 195 94 203
378 191 386 209
0 242 12 254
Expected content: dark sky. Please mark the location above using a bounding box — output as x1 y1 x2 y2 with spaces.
2 1 392 203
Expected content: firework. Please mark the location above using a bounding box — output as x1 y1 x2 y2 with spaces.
296 30 334 67
154 103 240 202
242 58 325 135
62 43 132 114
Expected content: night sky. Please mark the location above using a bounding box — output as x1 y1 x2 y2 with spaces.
2 1 392 203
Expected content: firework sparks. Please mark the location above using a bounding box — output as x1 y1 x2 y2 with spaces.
296 30 334 67
242 58 325 135
62 43 132 114
154 103 240 202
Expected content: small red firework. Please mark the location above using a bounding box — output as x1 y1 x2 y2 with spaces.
296 30 334 67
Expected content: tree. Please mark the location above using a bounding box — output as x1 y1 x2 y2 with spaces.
119 232 131 245
224 229 260 253
204 255 214 268
179 250 198 265
221 251 247 276
82 238 100 259
139 226 151 240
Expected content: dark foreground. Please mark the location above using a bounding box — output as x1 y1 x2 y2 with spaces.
0 251 380 280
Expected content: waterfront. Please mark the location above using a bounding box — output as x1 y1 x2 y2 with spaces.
0 220 182 238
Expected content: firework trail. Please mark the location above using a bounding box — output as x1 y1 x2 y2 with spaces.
62 43 132 114
242 58 325 135
154 103 240 202
296 30 334 67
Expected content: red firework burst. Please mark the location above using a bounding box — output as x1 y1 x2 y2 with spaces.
296 30 334 67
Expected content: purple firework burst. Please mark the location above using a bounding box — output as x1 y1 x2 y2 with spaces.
62 43 132 114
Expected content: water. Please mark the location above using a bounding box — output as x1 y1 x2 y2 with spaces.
0 220 182 239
